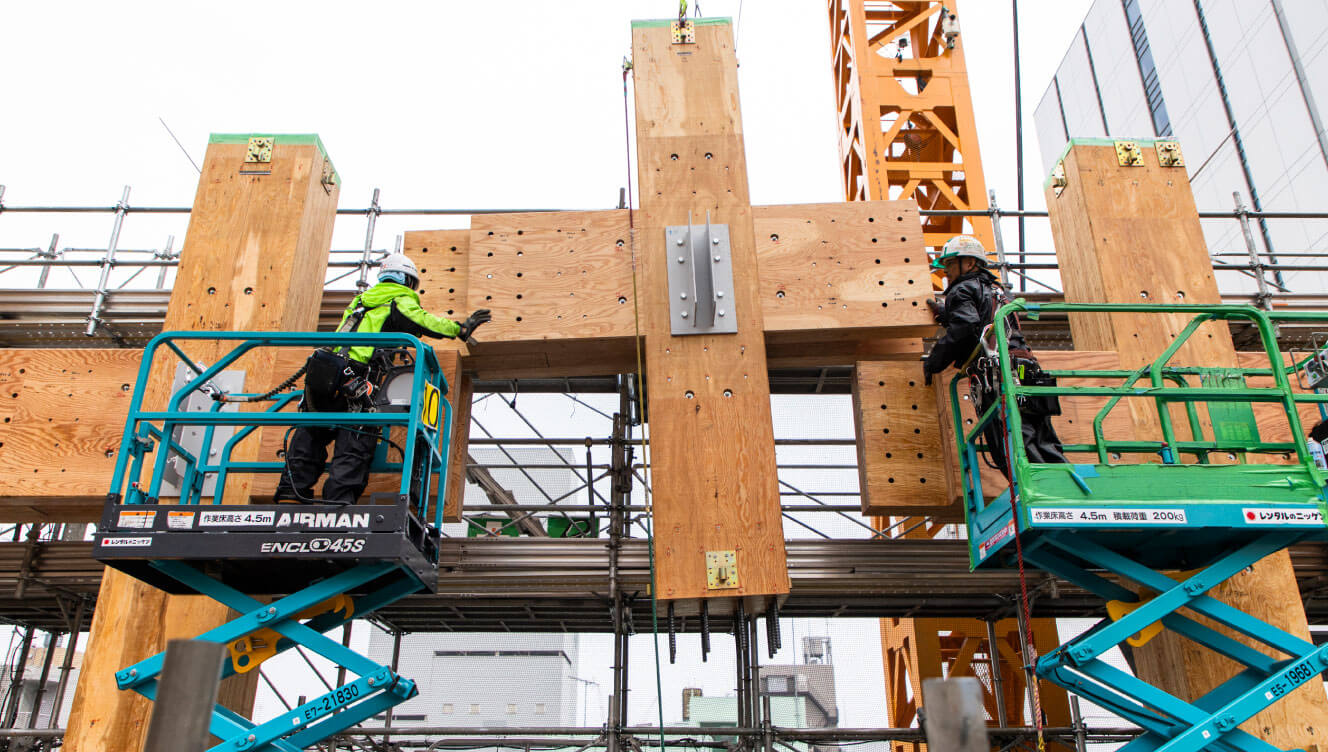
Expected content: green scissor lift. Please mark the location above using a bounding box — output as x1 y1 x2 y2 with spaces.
955 302 1328 752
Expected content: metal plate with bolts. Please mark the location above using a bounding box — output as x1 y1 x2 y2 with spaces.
158 364 245 497
245 137 274 164
671 19 695 44
321 157 337 193
666 214 738 336
1050 162 1067 198
1155 140 1184 167
706 550 739 590
1115 140 1143 166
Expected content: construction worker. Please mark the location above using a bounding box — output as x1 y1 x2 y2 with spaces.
922 235 1066 476
274 254 491 505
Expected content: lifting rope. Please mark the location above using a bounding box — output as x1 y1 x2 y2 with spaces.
622 54 669 752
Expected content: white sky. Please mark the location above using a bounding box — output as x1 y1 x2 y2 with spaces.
0 0 1111 736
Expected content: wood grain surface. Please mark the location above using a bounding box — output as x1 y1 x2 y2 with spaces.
633 19 789 605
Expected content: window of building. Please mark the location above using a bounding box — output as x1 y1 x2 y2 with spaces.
535 703 547 715
507 703 517 715
442 704 454 714
469 704 480 715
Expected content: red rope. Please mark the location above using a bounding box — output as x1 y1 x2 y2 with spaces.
995 395 1045 751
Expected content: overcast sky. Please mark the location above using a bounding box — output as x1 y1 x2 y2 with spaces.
0 1 1091 266
0 0 1106 733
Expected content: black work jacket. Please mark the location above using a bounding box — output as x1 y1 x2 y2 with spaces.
923 269 1028 374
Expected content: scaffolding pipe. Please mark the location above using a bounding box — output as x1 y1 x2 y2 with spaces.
84 186 130 336
47 599 83 729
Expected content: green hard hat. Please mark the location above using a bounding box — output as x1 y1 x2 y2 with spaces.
931 235 988 269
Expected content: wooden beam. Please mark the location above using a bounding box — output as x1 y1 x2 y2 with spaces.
1046 139 1328 746
65 133 340 751
632 18 788 606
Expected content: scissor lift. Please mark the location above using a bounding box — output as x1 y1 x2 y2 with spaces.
955 302 1328 752
93 331 454 752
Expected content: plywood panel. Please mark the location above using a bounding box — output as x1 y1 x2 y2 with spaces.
469 211 636 341
852 362 949 516
0 349 138 508
755 201 933 335
633 19 788 606
1046 140 1328 746
68 135 340 752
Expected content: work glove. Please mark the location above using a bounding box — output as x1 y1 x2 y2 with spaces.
458 309 492 342
925 296 944 323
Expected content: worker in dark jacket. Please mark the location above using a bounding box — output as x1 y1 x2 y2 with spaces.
923 235 1066 476
275 254 490 504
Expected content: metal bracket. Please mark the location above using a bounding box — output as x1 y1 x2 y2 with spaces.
705 550 739 590
321 157 337 194
666 214 737 336
1115 140 1144 167
159 364 245 497
1155 140 1185 167
671 19 695 44
1050 162 1067 198
245 137 274 164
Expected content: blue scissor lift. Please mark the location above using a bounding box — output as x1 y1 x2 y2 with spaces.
93 331 454 752
957 302 1328 752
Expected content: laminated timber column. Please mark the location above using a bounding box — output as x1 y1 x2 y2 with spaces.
1047 138 1328 747
65 134 339 751
631 19 790 608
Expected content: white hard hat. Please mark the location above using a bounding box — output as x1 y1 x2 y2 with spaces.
932 235 988 269
378 254 420 285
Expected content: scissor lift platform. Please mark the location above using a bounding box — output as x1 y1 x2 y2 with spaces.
955 303 1328 752
93 331 454 752
94 500 440 594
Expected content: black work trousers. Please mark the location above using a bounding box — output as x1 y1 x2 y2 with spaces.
275 415 380 504
975 389 1068 478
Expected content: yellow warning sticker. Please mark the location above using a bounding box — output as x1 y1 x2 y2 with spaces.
423 382 442 429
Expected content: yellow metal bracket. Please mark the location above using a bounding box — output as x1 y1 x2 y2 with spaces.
1104 569 1199 647
228 594 354 673
705 550 739 590
1115 140 1144 167
1155 141 1185 167
245 137 274 164
671 19 695 44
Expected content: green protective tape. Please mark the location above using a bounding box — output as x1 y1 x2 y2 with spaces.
631 17 732 28
1042 136 1167 191
208 133 338 184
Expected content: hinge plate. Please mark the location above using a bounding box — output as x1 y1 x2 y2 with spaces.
705 550 739 590
1050 161 1067 198
666 216 738 336
1155 140 1185 167
1115 140 1144 167
245 137 274 164
671 19 695 44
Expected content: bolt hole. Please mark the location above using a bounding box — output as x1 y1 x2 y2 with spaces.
670 154 679 161
206 287 216 295
723 389 733 398
770 234 779 242
685 391 694 399
776 290 785 298
618 296 627 305
704 152 713 159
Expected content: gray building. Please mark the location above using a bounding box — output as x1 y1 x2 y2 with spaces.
368 632 581 728
1034 0 1328 292
678 637 839 752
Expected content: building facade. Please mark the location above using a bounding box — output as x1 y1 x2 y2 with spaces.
368 631 581 728
1033 0 1328 292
